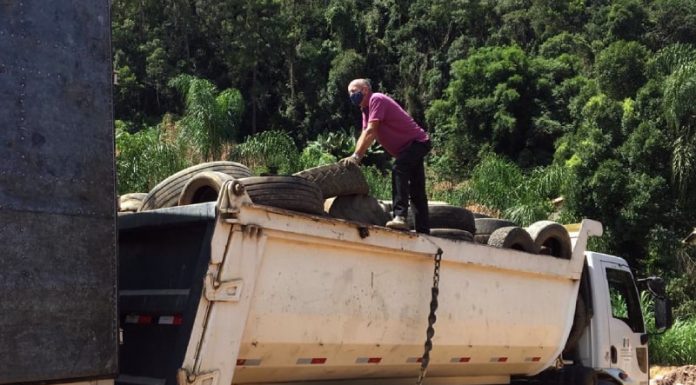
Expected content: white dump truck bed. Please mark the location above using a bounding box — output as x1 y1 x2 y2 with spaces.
162 182 602 385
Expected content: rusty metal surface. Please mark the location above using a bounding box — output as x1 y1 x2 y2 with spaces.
0 1 118 383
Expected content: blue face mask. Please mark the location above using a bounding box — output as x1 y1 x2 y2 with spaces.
350 91 363 106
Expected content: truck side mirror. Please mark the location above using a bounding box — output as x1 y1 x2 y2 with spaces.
654 296 673 332
637 276 674 333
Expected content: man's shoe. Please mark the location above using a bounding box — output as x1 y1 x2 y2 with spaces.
386 215 409 230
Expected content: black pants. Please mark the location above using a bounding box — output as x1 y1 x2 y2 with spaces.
392 140 431 234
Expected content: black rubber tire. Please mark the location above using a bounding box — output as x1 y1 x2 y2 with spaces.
293 162 369 199
487 226 538 254
474 234 490 244
526 220 572 259
407 204 475 233
140 161 251 211
475 218 517 234
473 218 516 243
178 171 236 205
326 195 390 226
430 229 474 242
238 176 324 215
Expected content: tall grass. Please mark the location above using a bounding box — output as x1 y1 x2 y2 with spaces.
642 291 696 365
649 318 696 365
427 153 569 224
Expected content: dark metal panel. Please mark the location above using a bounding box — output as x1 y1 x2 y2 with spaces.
0 1 118 383
118 212 216 385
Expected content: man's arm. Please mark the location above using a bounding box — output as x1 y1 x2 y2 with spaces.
353 120 379 159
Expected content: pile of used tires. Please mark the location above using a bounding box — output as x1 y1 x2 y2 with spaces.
118 161 571 257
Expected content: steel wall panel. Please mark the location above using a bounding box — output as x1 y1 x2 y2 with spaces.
0 1 118 383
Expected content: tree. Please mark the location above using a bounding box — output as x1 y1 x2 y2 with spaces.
169 74 244 161
426 45 575 178
607 0 648 41
663 63 696 202
595 40 649 100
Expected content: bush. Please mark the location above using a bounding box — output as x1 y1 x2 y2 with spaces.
232 130 300 175
115 121 189 195
362 165 391 201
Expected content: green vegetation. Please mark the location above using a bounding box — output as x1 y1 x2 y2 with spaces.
113 0 696 364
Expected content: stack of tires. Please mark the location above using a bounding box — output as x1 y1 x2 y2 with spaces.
122 161 573 259
128 161 326 216
474 217 572 258
293 163 389 225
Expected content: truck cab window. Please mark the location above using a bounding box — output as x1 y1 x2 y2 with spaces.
606 268 645 333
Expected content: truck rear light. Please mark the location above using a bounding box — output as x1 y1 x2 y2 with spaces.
236 359 261 366
356 357 382 364
450 357 471 363
296 358 327 365
407 357 423 363
158 315 183 325
490 357 508 362
124 315 153 324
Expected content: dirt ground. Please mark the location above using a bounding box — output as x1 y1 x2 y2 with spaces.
651 365 696 385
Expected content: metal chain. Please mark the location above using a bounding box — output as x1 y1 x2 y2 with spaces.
416 248 443 385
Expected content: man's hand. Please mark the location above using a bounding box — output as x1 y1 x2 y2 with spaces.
339 153 361 167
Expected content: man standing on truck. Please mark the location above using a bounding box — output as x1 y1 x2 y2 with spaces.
340 78 431 234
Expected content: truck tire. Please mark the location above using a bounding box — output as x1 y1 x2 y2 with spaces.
178 171 236 206
326 195 390 226
408 205 475 233
118 193 147 212
526 220 572 259
430 229 474 242
140 161 252 211
474 218 516 243
238 176 324 215
293 162 369 199
487 226 538 254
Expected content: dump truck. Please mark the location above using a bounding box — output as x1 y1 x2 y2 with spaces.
112 183 671 385
0 2 672 385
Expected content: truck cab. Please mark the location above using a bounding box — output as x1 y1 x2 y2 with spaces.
570 252 672 385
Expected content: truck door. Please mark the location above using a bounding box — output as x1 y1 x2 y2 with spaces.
601 261 648 384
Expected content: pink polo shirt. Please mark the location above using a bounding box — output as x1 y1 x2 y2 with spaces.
362 93 429 157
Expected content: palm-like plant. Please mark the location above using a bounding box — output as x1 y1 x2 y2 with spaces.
169 74 244 161
663 63 696 202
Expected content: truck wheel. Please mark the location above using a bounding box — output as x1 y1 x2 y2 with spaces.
178 171 236 205
325 194 390 226
474 218 517 243
118 193 147 212
140 161 252 211
293 162 369 199
408 205 475 233
526 220 572 259
487 226 538 253
430 229 474 242
238 176 324 215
